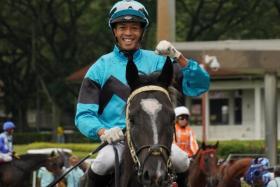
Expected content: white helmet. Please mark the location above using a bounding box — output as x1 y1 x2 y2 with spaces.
174 106 190 117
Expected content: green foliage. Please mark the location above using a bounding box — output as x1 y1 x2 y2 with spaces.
176 0 280 41
216 140 265 158
13 131 93 144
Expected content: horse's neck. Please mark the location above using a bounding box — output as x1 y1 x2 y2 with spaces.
225 158 252 178
18 154 48 171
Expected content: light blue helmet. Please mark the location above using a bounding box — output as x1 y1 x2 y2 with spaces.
109 0 149 29
3 121 15 131
258 157 270 168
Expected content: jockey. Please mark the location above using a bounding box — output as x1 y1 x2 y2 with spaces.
174 106 199 158
75 0 210 186
244 157 273 186
0 121 15 162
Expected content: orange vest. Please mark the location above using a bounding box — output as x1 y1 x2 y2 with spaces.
173 123 199 157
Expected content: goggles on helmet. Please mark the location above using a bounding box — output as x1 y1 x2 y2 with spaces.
109 0 149 29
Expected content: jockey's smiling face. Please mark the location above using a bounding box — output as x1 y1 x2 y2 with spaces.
113 22 143 51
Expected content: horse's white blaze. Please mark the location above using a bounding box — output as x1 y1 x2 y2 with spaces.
156 162 163 178
140 98 162 144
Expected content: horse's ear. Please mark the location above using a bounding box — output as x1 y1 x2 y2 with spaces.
126 58 140 91
214 141 219 148
50 151 56 157
158 57 173 88
201 142 206 150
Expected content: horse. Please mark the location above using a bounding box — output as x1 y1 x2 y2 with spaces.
187 141 220 187
82 56 176 187
0 152 67 187
217 157 253 187
120 56 175 187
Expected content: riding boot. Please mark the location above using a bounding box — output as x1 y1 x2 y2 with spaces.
176 171 188 187
83 168 112 187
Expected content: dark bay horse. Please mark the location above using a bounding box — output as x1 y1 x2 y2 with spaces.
217 157 253 187
82 56 176 187
188 142 219 187
120 56 175 187
0 152 66 187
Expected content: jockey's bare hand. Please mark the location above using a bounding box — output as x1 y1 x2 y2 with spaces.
155 40 181 59
100 127 124 144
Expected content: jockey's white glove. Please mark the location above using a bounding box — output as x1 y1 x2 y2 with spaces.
155 40 181 59
100 127 124 144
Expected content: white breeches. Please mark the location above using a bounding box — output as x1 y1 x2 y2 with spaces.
91 142 189 175
0 153 12 162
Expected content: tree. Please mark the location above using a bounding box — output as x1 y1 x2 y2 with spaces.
176 0 280 41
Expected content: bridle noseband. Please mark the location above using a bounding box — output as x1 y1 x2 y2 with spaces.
126 85 175 184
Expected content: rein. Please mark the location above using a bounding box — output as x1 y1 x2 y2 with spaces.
125 85 174 181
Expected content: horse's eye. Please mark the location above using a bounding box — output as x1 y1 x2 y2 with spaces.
129 118 135 124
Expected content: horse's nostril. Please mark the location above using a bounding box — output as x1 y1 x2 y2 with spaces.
143 170 150 181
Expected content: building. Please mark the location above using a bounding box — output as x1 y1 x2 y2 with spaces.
174 40 280 141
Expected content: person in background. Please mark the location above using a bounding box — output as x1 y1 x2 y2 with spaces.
37 154 65 187
0 121 16 162
56 126 65 143
267 166 280 187
244 157 272 187
37 166 55 187
65 155 84 187
174 106 199 158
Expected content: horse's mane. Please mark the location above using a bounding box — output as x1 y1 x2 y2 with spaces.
18 153 49 161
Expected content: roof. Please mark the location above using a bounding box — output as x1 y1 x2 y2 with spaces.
174 40 280 74
174 39 280 51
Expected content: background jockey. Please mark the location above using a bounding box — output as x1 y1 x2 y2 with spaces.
174 106 199 158
0 121 15 162
75 0 210 186
244 157 273 186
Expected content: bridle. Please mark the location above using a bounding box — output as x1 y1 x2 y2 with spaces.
125 85 175 184
198 148 217 175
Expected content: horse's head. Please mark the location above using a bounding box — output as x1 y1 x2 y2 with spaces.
196 141 219 187
125 57 175 186
45 151 69 174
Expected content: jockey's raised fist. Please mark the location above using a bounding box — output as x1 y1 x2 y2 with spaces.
155 40 181 59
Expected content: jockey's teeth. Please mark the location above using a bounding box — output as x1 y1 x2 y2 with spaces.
124 38 133 43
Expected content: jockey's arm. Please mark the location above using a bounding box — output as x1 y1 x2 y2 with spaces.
176 54 188 68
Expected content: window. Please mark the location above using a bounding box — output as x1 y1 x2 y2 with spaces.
209 90 243 125
188 90 243 126
210 99 229 125
190 98 202 126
